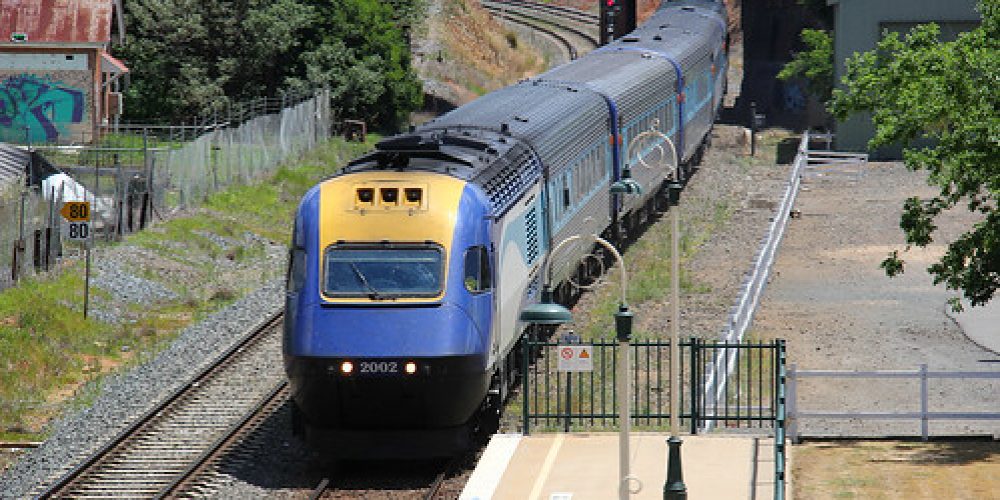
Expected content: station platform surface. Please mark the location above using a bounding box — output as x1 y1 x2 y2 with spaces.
460 432 778 500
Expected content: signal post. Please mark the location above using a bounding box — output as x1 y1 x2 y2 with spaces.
61 201 92 318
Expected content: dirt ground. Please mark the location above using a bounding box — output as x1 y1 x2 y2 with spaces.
793 440 1000 500
750 163 1000 496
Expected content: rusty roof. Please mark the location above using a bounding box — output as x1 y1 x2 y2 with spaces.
1 0 114 45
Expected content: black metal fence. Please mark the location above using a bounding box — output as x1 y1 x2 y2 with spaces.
520 337 786 434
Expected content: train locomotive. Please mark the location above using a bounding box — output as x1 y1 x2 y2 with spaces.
283 0 728 457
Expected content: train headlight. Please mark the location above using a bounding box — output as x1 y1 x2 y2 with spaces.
341 361 354 375
404 361 417 375
404 188 422 204
357 188 374 204
381 188 399 204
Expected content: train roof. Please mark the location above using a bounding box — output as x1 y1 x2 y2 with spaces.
343 0 728 218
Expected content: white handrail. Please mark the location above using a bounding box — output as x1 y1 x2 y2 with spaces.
701 131 811 432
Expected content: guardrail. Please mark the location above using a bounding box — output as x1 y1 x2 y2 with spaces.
702 132 810 431
787 364 1000 441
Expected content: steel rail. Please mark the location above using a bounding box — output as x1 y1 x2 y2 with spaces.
482 1 599 50
484 7 580 60
308 478 330 500
489 0 598 23
38 311 284 497
155 381 289 498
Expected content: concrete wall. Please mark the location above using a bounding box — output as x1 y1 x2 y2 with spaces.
0 51 95 144
830 0 980 155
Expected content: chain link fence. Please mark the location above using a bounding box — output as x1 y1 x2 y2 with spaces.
1 88 334 291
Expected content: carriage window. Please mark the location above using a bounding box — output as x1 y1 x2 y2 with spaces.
463 246 491 293
324 245 443 298
562 172 570 208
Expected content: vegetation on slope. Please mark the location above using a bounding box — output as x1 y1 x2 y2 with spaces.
119 0 424 130
0 137 375 442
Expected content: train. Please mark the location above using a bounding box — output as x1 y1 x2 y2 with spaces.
282 0 728 457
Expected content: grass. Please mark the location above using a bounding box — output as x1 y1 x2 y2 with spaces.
570 197 736 342
0 135 378 442
794 440 1000 499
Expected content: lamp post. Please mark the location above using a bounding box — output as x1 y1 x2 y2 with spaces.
625 122 686 498
519 233 637 500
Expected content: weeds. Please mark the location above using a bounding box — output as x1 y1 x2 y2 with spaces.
0 136 376 441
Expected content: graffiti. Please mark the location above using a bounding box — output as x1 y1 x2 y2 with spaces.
0 74 85 143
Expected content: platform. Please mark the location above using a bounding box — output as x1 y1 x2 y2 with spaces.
460 433 778 500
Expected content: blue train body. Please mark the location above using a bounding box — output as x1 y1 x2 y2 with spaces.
284 0 729 457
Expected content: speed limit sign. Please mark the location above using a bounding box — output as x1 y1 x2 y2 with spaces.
61 201 92 241
66 221 90 240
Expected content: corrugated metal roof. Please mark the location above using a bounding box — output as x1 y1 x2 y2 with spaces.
1 0 114 45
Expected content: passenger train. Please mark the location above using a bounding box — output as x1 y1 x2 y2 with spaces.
283 0 728 457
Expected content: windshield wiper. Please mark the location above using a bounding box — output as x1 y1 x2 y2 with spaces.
350 263 385 300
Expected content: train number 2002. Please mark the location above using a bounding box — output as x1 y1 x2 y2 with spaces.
359 361 399 374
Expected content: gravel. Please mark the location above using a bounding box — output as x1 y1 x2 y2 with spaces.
0 280 284 499
752 162 1000 438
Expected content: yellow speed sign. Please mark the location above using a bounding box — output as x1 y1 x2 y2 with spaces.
61 201 91 222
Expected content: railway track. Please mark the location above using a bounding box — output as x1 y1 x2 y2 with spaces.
489 0 598 24
307 453 467 499
482 0 599 61
38 313 286 498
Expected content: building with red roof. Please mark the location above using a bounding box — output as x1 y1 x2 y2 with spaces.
0 0 128 144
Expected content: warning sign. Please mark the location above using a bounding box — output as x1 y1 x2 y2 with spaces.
556 345 593 372
60 201 91 222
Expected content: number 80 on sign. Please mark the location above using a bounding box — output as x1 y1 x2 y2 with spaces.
64 221 90 241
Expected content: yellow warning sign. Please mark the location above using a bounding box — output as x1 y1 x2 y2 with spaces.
60 201 91 222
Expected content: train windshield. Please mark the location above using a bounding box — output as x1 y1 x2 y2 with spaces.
323 245 444 299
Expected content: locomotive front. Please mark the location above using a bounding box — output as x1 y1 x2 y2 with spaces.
283 169 494 457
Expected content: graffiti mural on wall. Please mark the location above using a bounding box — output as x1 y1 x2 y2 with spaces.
0 74 86 143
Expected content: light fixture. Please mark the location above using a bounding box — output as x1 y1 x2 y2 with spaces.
340 361 354 374
610 166 643 195
405 361 417 374
518 285 573 325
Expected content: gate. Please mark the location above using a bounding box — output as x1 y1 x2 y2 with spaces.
519 337 786 434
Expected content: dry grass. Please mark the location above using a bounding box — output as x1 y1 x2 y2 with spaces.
793 440 1000 500
425 0 547 102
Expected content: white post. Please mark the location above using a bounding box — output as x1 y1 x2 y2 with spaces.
619 336 630 500
670 198 680 436
788 363 798 443
920 364 929 440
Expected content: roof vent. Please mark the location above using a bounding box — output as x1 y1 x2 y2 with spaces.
501 123 511 135
653 35 663 41
682 6 695 11
622 36 641 42
514 115 529 123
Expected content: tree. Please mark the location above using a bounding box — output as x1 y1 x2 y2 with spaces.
828 0 1000 308
288 0 423 129
777 29 833 102
118 0 422 130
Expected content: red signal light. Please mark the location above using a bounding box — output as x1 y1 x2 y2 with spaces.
607 0 615 6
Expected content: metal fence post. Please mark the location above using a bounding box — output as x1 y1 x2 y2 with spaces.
787 363 798 443
775 339 787 500
689 337 699 434
920 363 928 440
522 329 531 435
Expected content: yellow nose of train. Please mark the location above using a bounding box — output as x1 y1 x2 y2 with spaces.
317 171 473 303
